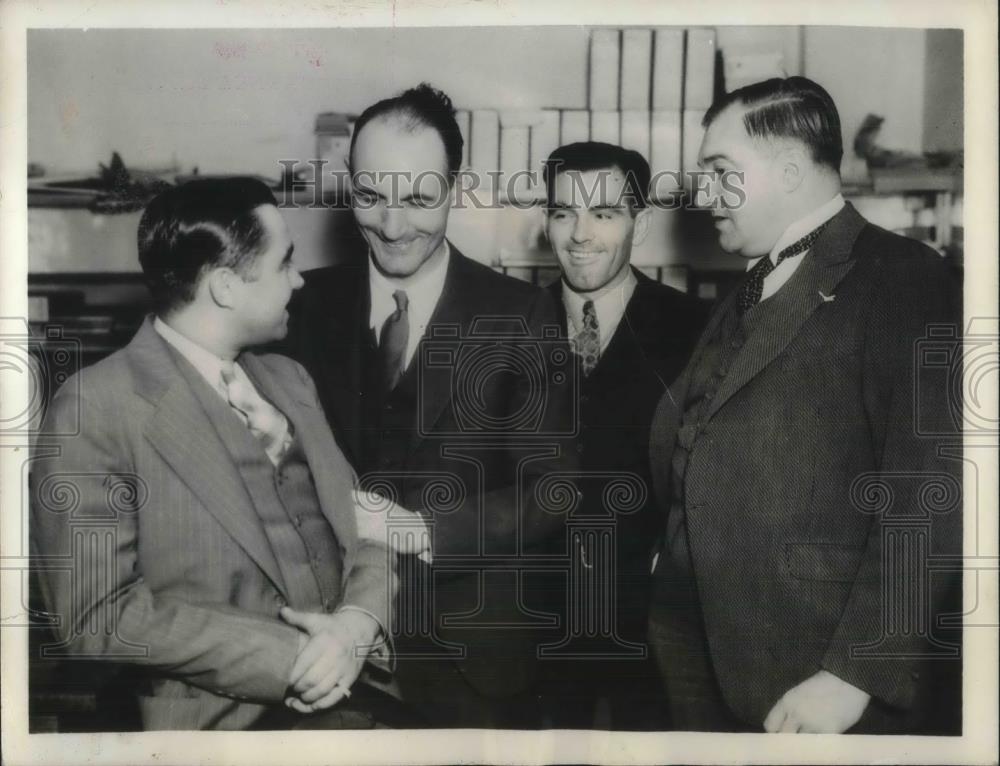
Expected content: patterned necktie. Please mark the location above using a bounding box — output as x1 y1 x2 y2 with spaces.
220 362 292 465
379 289 410 393
737 220 831 312
573 299 601 376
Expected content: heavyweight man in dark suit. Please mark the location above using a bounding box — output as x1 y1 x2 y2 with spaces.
539 142 707 728
280 84 578 728
30 179 402 730
646 77 962 734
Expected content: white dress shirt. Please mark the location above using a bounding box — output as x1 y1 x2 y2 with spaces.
561 267 638 354
154 317 292 463
369 240 451 369
747 193 845 301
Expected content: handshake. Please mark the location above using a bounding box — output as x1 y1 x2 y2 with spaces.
350 488 433 564
281 489 432 714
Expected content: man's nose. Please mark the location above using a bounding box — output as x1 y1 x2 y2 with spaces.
289 266 305 290
571 216 593 243
380 205 407 240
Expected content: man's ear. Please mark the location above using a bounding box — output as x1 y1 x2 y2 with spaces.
631 206 652 245
778 144 807 193
206 267 238 309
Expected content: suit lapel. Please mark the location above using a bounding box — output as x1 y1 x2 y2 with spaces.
705 203 866 421
319 269 370 464
128 323 290 598
407 246 473 449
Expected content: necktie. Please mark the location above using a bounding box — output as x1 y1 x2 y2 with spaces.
220 362 292 465
573 299 601 377
737 221 831 312
379 289 410 392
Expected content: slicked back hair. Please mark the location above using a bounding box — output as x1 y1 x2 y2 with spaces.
702 76 843 172
349 82 464 181
543 141 651 213
137 177 278 313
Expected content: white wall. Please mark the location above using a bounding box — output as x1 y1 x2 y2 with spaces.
28 28 589 177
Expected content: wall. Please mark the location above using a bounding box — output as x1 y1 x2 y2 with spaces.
28 26 961 276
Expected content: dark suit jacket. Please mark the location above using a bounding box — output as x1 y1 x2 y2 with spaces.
30 319 394 730
648 203 962 729
549 268 707 641
280 246 578 698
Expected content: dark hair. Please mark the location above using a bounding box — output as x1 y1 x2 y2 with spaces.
137 177 278 313
349 82 463 180
543 141 651 212
702 76 843 171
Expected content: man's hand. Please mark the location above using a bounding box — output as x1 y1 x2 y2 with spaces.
280 607 379 713
352 489 432 562
764 670 870 733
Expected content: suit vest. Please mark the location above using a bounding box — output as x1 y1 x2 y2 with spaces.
181 359 344 612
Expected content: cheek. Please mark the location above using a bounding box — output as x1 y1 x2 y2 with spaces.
412 207 448 236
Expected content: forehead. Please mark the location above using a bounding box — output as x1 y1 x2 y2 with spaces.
352 116 449 179
251 204 291 254
699 104 755 163
550 166 630 207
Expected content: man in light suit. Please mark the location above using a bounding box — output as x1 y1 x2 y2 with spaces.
31 178 405 730
539 141 707 729
646 77 962 734
280 83 579 728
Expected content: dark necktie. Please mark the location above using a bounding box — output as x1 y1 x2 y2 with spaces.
572 299 601 377
737 220 831 312
379 289 410 392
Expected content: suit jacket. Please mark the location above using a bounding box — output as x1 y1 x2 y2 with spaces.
549 268 707 641
30 318 394 730
280 246 578 698
648 203 962 728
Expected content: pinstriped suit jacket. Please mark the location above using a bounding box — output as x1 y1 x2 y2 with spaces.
30 318 395 730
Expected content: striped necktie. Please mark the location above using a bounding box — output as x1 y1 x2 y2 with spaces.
220 362 292 466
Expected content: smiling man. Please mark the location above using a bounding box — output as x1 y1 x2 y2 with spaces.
646 77 962 734
280 84 578 728
539 142 706 729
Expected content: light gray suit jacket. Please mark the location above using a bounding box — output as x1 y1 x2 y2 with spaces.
31 318 395 730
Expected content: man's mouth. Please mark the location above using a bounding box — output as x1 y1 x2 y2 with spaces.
567 250 603 260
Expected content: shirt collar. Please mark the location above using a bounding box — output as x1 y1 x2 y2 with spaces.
368 240 451 331
153 316 231 395
767 193 845 264
561 267 638 337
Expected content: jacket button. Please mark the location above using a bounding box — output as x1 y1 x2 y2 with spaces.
275 595 287 607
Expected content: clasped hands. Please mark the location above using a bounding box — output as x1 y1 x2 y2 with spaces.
281 606 378 713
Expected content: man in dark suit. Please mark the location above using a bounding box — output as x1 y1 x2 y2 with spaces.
30 179 405 731
538 141 707 728
280 84 578 728
646 77 962 733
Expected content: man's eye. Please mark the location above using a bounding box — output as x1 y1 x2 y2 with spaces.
353 192 376 205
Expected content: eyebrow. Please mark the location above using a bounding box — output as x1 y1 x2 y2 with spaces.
699 153 732 167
